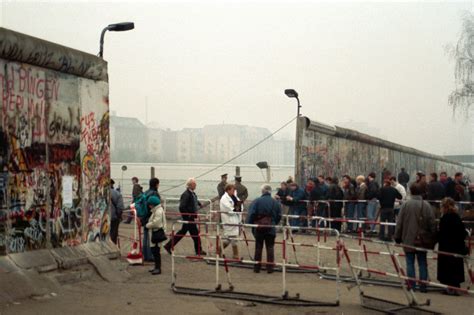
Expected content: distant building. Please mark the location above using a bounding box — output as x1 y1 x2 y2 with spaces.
109 117 295 165
110 114 148 162
147 127 165 161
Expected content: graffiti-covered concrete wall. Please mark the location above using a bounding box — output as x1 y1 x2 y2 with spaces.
0 28 109 255
295 116 474 185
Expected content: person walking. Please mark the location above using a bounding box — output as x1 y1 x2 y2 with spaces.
219 184 242 260
395 184 436 292
377 180 402 241
217 173 228 199
164 178 206 256
366 172 380 234
247 184 282 273
398 168 410 190
437 197 468 295
286 182 307 231
145 196 167 275
110 179 124 244
234 176 249 205
427 173 446 219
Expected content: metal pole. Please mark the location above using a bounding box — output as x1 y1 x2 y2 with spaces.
296 97 301 117
99 27 108 58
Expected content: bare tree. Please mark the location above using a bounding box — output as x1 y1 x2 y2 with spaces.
448 12 474 116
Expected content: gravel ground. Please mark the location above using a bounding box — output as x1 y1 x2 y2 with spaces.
1 221 472 315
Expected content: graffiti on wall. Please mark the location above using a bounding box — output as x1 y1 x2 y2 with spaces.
0 60 109 255
79 80 110 243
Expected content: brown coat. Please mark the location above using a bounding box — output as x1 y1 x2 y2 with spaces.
394 195 436 252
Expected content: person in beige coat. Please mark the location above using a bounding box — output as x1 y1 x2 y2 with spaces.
146 196 167 275
394 184 436 292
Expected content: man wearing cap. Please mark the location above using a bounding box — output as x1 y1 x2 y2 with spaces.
235 176 248 204
217 173 228 198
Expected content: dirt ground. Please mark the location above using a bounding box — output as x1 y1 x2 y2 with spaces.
1 221 472 315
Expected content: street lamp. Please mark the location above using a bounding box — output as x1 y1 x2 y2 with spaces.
284 89 301 116
99 22 135 58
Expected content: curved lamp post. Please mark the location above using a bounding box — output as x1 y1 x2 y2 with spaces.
284 89 301 117
99 22 135 58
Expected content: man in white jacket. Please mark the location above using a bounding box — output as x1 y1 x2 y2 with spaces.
219 184 242 260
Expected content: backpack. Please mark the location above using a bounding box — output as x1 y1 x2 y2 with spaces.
134 193 148 218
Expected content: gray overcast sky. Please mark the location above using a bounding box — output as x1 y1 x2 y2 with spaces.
1 0 473 155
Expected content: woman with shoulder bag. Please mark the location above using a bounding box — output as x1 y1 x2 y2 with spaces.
145 196 167 275
437 198 468 296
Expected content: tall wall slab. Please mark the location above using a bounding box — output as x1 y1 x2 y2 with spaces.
295 116 474 185
0 28 109 255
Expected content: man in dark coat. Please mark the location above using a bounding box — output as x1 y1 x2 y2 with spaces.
235 176 248 203
377 180 402 241
327 177 344 232
217 173 227 198
247 184 282 273
427 173 445 218
164 178 206 256
286 182 307 230
397 168 410 189
366 172 380 233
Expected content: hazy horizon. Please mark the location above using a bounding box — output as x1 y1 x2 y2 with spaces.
1 0 473 156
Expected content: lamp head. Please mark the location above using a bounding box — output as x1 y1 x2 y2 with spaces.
284 89 298 98
107 22 135 32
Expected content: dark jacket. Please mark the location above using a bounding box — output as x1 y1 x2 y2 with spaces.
343 183 357 201
327 183 344 231
367 180 380 200
427 181 446 202
235 182 248 202
179 189 201 220
110 188 124 220
437 212 467 286
276 188 290 205
247 193 282 236
217 180 226 198
288 187 306 211
397 171 410 185
378 186 402 209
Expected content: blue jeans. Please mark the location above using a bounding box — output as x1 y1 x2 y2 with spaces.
142 226 153 261
345 202 356 231
290 207 307 229
356 203 367 230
367 199 378 231
405 251 428 289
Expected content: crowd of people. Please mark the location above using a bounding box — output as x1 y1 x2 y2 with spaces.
108 169 472 295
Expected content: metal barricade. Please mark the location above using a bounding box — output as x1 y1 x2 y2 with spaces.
170 220 342 306
340 235 474 314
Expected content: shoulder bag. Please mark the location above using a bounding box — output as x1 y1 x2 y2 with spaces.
151 207 167 244
413 201 436 250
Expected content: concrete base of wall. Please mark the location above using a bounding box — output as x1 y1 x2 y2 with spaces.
0 241 130 304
